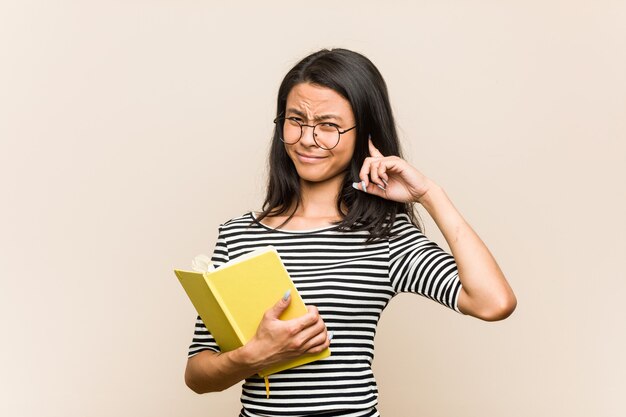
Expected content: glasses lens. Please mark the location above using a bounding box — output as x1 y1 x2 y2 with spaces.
279 118 301 144
314 123 340 150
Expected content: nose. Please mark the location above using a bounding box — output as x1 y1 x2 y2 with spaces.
299 125 318 147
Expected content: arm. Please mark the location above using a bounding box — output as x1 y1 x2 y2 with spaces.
185 294 331 394
185 349 259 393
418 182 516 321
357 138 517 321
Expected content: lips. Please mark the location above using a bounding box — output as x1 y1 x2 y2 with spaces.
295 152 327 163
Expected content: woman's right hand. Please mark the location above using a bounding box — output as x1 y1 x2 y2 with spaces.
241 291 331 373
185 292 331 394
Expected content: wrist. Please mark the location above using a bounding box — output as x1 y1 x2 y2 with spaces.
417 184 466 232
234 341 264 374
416 181 443 206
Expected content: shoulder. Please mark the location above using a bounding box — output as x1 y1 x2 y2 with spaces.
221 211 253 226
388 213 436 256
389 212 422 237
215 212 258 233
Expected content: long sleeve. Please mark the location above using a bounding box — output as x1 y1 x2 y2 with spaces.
187 224 229 357
388 214 463 313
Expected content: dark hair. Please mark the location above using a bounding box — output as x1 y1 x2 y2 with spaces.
255 48 422 242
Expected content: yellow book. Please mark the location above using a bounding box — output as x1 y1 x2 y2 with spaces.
174 245 331 377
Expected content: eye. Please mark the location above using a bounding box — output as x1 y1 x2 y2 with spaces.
287 116 303 123
320 122 339 128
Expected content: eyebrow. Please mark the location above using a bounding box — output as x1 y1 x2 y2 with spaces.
286 108 345 123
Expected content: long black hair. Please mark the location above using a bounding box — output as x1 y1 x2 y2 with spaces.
255 48 421 242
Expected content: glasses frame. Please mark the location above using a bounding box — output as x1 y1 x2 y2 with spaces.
273 116 357 150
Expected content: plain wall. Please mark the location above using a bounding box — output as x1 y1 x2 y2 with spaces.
1 1 624 416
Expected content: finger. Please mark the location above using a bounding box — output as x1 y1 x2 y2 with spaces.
368 136 384 158
369 160 385 191
289 306 321 333
355 156 387 195
378 156 403 184
266 289 292 319
302 328 331 353
358 155 386 190
353 178 386 197
306 305 319 315
296 320 328 351
300 317 326 341
378 162 389 184
287 318 326 352
306 338 331 354
358 157 372 189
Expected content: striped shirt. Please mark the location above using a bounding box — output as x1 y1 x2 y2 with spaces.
188 212 463 417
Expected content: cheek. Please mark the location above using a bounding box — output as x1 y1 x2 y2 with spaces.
339 141 356 163
335 147 355 171
283 144 296 160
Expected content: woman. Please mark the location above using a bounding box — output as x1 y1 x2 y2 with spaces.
184 48 517 417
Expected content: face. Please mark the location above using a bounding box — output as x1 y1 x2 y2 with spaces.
282 82 357 185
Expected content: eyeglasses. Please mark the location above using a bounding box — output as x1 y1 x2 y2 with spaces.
273 116 357 150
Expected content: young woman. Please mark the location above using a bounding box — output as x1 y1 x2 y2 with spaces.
184 48 517 417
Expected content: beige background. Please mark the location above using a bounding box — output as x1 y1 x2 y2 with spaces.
1 1 625 416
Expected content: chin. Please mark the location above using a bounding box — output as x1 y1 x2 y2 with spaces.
295 170 327 183
295 166 345 184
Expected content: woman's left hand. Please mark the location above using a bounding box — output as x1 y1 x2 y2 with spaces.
353 137 434 203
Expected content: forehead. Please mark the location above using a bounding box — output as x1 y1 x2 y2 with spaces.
286 83 353 119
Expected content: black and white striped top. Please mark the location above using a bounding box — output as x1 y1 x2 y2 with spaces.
188 212 463 417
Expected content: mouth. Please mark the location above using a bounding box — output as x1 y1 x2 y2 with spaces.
295 152 327 163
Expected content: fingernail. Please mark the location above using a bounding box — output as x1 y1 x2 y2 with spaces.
382 179 388 186
352 181 367 193
376 183 386 191
368 134 371 141
328 331 334 341
282 289 291 301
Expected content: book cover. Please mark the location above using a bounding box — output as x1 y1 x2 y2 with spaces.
174 246 331 377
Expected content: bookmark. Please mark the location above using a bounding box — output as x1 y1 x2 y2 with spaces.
264 376 270 398
192 254 215 273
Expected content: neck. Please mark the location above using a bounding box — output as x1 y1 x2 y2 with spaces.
291 174 346 219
